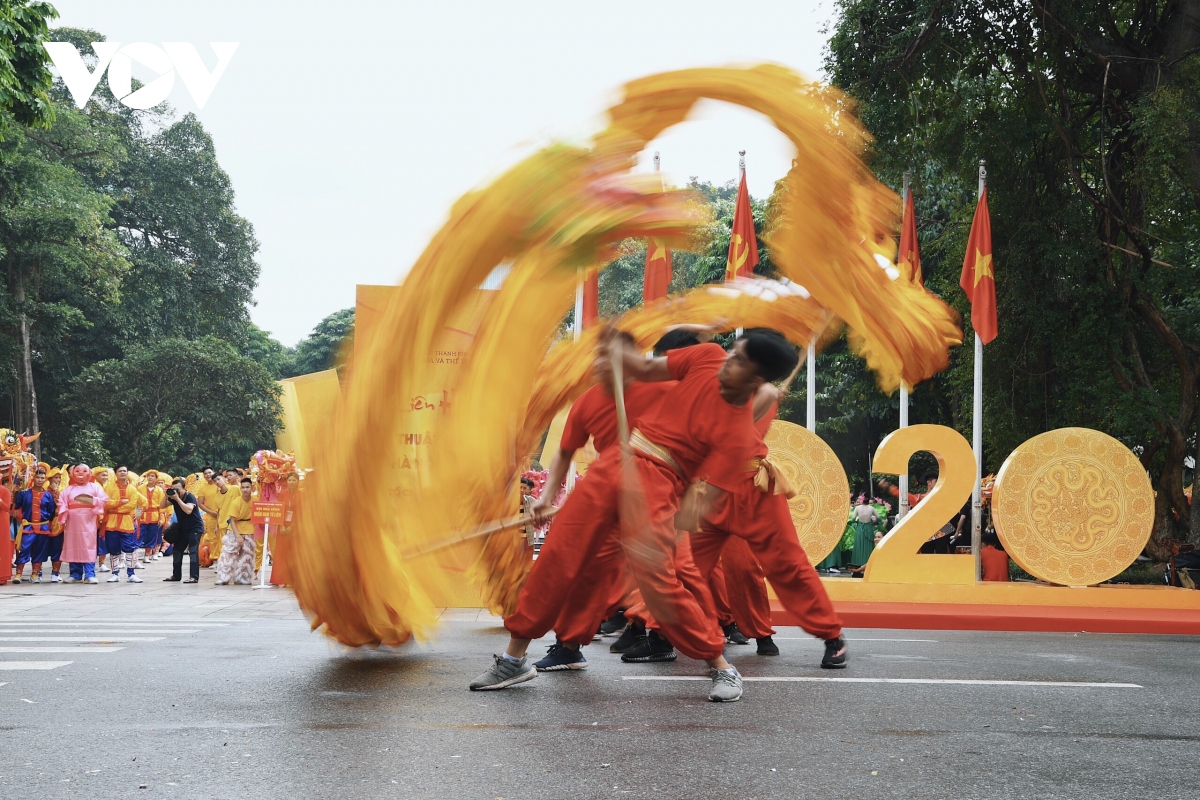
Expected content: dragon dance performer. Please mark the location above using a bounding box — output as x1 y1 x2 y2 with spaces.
140 470 167 563
103 466 147 583
690 383 846 666
524 332 705 672
60 465 108 583
471 329 798 702
16 465 58 582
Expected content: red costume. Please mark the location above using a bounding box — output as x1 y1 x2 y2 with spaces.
690 403 842 642
507 343 758 662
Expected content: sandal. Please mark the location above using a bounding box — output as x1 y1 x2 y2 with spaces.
183 578 199 583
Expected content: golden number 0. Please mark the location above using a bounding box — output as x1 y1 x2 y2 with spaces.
864 425 976 584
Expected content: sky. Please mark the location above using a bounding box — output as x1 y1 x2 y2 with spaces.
54 1 837 345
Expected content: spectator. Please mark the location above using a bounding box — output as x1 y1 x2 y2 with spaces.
164 478 203 583
980 530 1011 582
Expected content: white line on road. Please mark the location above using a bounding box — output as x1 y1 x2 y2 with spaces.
622 676 1143 688
0 647 124 653
0 622 230 627
0 637 165 642
0 618 252 624
0 629 199 635
0 661 72 670
776 637 938 643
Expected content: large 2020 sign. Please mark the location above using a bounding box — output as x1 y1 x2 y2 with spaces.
765 423 1154 587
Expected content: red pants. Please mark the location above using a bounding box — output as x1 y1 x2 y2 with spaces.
713 534 774 638
693 486 842 641
506 454 726 661
622 532 724 632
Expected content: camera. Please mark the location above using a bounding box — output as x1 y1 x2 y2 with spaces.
166 487 179 498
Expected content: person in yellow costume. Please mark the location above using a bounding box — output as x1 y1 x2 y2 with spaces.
139 470 166 563
215 476 257 585
215 470 239 549
103 466 147 583
193 466 224 564
92 466 112 573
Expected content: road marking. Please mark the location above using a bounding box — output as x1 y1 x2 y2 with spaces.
0 661 72 670
0 621 229 628
0 629 200 635
0 637 165 642
622 676 1143 688
0 618 252 624
0 647 124 653
776 637 938 642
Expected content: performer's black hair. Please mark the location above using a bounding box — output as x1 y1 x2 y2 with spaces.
653 329 701 355
736 328 799 382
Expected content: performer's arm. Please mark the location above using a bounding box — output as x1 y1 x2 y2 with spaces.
532 448 574 523
752 384 784 423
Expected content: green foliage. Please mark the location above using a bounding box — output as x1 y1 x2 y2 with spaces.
0 1 57 129
283 307 354 378
0 24 285 473
64 336 282 472
825 0 1200 548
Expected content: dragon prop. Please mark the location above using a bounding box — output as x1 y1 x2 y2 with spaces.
292 64 962 647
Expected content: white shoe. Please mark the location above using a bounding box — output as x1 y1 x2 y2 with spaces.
30 574 41 583
127 574 143 583
107 573 120 583
154 553 163 560
50 574 61 583
11 574 21 584
66 576 81 583
86 577 98 584
98 564 110 572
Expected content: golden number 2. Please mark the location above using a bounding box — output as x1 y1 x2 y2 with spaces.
864 425 976 584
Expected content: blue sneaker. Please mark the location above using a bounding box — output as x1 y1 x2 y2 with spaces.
533 642 587 672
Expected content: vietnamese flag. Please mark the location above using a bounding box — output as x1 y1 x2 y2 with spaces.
643 238 671 302
898 190 923 286
959 188 997 344
582 270 599 327
724 172 759 281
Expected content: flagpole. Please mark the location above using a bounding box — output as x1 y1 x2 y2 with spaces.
971 160 987 582
898 169 912 518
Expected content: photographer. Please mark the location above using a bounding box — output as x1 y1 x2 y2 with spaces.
163 478 204 583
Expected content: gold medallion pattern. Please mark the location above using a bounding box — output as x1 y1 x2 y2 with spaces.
992 428 1152 586
763 420 849 563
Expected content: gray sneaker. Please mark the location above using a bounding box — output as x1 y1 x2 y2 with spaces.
708 668 743 702
469 654 537 691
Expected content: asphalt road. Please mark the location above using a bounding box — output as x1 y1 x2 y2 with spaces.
1 562 1197 800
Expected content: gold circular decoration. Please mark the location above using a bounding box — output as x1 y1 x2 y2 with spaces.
992 427 1152 586
763 420 850 564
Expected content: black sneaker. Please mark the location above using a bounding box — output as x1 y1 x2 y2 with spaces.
723 622 750 645
534 642 588 672
822 637 848 669
621 630 677 662
599 611 627 636
756 636 779 656
609 623 647 653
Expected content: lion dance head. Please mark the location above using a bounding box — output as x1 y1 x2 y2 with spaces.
0 429 40 490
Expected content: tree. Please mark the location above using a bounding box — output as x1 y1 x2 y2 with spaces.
283 307 354 378
0 0 58 130
64 336 282 472
826 0 1200 551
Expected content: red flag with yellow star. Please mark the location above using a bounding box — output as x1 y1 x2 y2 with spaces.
725 172 759 281
898 190 923 286
582 270 599 327
643 238 671 302
959 188 996 344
